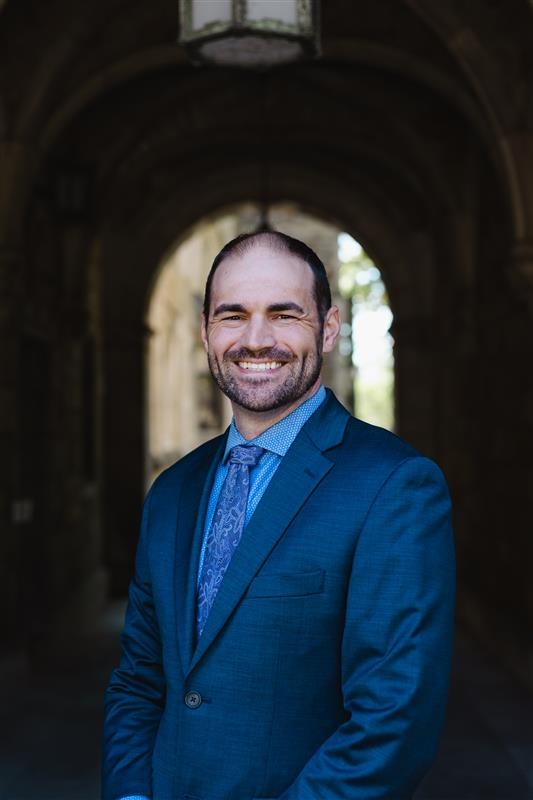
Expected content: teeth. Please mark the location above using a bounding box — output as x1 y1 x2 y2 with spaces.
238 361 283 371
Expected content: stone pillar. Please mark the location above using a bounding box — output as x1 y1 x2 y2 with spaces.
508 240 533 525
0 246 23 649
102 317 148 595
391 315 437 457
505 132 533 304
460 238 533 690
0 142 33 243
510 239 533 315
44 225 109 640
505 143 533 678
0 143 51 655
449 131 533 687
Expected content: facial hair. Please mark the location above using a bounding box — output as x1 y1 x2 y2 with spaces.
207 341 323 413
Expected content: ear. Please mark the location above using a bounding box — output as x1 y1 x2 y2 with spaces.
201 313 209 352
322 305 341 353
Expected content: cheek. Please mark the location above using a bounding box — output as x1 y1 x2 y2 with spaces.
293 331 321 354
208 330 237 356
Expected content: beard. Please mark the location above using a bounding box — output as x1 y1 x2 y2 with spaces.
207 343 323 413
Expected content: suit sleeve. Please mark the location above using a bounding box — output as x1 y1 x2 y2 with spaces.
281 456 456 800
101 488 163 800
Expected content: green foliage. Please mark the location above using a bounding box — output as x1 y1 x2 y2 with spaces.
338 249 389 310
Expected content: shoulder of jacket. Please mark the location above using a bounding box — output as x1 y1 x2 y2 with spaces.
341 414 428 467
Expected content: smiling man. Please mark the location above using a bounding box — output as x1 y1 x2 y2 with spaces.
201 235 339 435
102 231 455 800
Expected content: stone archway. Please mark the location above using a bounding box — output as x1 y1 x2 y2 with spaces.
144 203 395 489
98 155 449 592
1 0 531 682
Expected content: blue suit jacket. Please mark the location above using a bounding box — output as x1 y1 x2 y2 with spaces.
102 391 455 800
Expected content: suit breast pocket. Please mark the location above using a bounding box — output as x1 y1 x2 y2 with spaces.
246 569 325 599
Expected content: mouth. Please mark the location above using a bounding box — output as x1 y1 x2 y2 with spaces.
236 361 284 372
235 361 284 372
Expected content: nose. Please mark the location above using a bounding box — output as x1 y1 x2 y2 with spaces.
238 314 276 352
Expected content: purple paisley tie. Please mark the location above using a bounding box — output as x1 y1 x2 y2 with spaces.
196 444 264 637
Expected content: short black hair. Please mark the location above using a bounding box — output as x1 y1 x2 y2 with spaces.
203 231 332 323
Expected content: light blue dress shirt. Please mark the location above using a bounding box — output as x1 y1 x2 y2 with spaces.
118 386 326 800
197 384 326 581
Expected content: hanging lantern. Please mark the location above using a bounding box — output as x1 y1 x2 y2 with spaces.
178 1 320 69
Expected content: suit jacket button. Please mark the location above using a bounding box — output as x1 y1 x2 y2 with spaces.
184 690 202 709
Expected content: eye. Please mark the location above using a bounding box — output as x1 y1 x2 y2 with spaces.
273 313 297 321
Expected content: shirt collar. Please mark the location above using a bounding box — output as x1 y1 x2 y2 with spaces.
224 384 326 461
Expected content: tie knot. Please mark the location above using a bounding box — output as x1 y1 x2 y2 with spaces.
229 444 264 467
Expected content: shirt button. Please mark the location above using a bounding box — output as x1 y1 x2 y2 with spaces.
184 690 202 709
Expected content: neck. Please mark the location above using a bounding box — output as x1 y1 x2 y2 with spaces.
232 381 322 440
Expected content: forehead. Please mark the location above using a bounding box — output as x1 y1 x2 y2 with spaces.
211 243 315 302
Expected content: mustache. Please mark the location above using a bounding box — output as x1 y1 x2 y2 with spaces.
224 347 293 362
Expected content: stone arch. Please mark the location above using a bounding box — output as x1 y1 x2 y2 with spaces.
98 152 450 590
404 0 532 241
144 203 395 483
26 40 518 603
4 0 527 261
0 0 530 686
40 48 187 152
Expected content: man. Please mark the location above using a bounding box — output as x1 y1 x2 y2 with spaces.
102 231 455 800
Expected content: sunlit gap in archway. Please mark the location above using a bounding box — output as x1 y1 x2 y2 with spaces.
145 204 395 488
337 233 395 432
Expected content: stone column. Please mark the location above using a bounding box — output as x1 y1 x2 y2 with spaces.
451 132 533 688
0 246 24 647
45 225 109 640
0 142 33 244
508 239 533 532
390 314 437 457
468 237 533 689
506 132 533 311
510 239 533 315
101 316 149 595
0 143 44 652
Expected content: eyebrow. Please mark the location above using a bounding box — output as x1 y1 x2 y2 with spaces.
212 301 306 316
212 303 247 316
267 302 305 315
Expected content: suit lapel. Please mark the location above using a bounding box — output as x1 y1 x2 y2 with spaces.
174 435 226 673
189 392 350 672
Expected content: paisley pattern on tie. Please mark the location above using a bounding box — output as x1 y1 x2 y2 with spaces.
197 445 264 637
